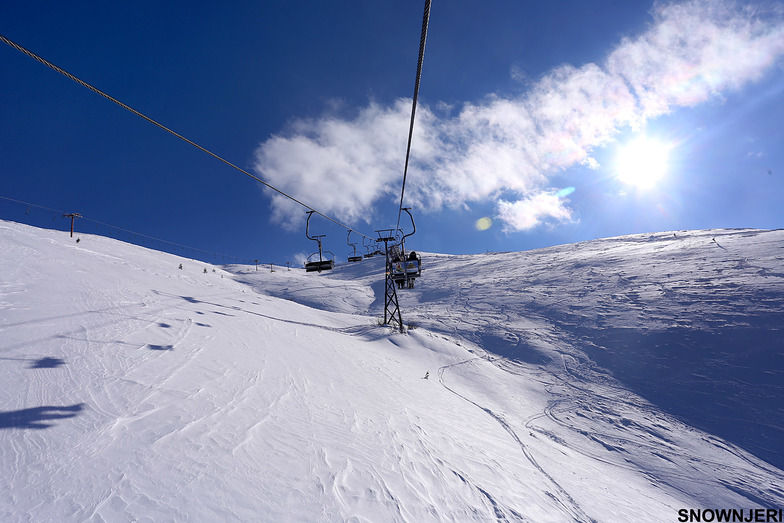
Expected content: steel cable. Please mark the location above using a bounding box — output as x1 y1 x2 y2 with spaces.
395 0 431 234
0 33 373 240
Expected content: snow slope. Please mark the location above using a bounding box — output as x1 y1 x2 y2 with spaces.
1 220 782 521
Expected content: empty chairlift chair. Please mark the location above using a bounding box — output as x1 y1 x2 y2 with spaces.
347 231 363 263
363 237 380 259
304 211 335 272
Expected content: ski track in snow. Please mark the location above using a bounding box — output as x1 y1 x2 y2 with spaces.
1 220 783 521
437 358 596 523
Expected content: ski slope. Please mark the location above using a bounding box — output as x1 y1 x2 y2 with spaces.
1 220 782 521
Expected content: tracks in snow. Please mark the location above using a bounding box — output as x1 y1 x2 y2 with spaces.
437 357 597 523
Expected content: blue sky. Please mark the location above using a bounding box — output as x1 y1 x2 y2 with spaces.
2 1 784 266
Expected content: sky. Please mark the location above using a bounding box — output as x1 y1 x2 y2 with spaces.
2 0 784 265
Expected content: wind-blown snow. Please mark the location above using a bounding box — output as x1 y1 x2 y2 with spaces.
1 220 782 521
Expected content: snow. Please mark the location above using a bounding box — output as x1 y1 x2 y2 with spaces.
1 219 782 521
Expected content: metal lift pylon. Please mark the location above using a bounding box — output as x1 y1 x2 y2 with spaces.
376 230 404 333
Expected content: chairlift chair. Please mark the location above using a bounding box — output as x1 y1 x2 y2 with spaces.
347 231 363 263
304 211 335 272
363 237 377 259
389 208 422 288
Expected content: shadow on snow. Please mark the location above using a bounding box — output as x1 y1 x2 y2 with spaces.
574 321 784 469
0 404 85 429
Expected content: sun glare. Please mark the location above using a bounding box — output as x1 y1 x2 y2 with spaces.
615 136 670 190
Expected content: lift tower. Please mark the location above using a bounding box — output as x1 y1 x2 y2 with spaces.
376 229 404 332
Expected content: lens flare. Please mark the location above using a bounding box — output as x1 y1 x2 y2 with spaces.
556 186 576 198
475 217 493 231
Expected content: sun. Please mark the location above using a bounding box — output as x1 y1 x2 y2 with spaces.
615 136 671 190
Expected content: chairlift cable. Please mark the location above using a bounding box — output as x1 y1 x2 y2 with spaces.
0 34 373 241
395 0 431 234
0 194 66 216
0 194 257 263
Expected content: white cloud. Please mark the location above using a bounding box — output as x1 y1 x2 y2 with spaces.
292 251 308 267
255 100 412 230
607 0 784 117
254 0 784 232
497 191 575 232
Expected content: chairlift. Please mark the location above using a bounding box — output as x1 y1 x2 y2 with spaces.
304 211 335 272
389 208 421 289
363 236 382 258
347 231 363 263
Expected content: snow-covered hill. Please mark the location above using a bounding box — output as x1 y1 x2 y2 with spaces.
1 220 782 521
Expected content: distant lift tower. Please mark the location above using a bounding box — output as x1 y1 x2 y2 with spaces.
63 213 81 238
376 229 404 333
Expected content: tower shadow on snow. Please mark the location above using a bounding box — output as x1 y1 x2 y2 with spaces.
0 404 85 429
